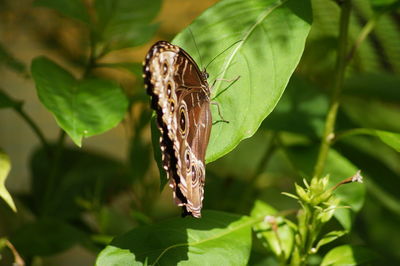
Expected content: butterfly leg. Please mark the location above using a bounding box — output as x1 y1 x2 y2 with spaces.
211 76 241 100
211 101 229 124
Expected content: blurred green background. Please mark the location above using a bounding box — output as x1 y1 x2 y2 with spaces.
0 0 400 265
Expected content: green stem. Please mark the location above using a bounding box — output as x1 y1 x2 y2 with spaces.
83 33 97 78
14 105 51 155
5 239 24 266
313 0 352 179
346 16 377 63
334 128 373 141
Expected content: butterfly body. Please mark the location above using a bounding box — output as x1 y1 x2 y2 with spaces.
143 41 212 218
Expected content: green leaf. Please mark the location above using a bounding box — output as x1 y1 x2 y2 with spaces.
34 0 90 23
172 0 312 163
338 128 400 152
321 245 377 266
0 89 22 109
315 230 347 251
368 130 400 152
10 218 91 257
250 200 294 260
94 0 161 50
31 57 128 147
286 146 366 230
0 150 16 212
96 210 254 266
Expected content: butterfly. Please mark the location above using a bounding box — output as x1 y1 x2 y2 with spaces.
143 41 212 218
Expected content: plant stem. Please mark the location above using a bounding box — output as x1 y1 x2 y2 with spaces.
5 239 24 266
346 16 377 63
313 0 352 179
83 33 97 78
15 105 51 155
334 128 373 141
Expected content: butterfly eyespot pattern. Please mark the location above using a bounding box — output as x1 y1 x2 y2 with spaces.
143 40 212 218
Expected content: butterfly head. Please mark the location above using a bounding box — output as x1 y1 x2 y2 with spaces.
202 68 209 80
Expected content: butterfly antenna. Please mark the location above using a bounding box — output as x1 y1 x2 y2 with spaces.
204 40 243 71
188 28 204 69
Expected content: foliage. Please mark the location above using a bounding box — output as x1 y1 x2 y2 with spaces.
0 0 399 265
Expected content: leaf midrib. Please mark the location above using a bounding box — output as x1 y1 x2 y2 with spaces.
214 0 287 95
209 0 287 161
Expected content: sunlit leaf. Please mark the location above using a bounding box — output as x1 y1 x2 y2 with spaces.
96 211 254 265
315 230 347 250
0 150 16 212
321 245 377 266
172 0 312 163
31 57 128 147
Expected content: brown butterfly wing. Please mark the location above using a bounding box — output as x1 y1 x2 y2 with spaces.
143 41 212 218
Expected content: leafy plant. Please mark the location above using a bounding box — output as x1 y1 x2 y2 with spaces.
0 0 399 265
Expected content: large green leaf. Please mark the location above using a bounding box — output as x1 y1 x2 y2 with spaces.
285 146 366 230
172 0 312 163
321 245 377 266
94 0 161 51
34 0 90 23
0 150 16 212
31 57 128 147
96 211 255 266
